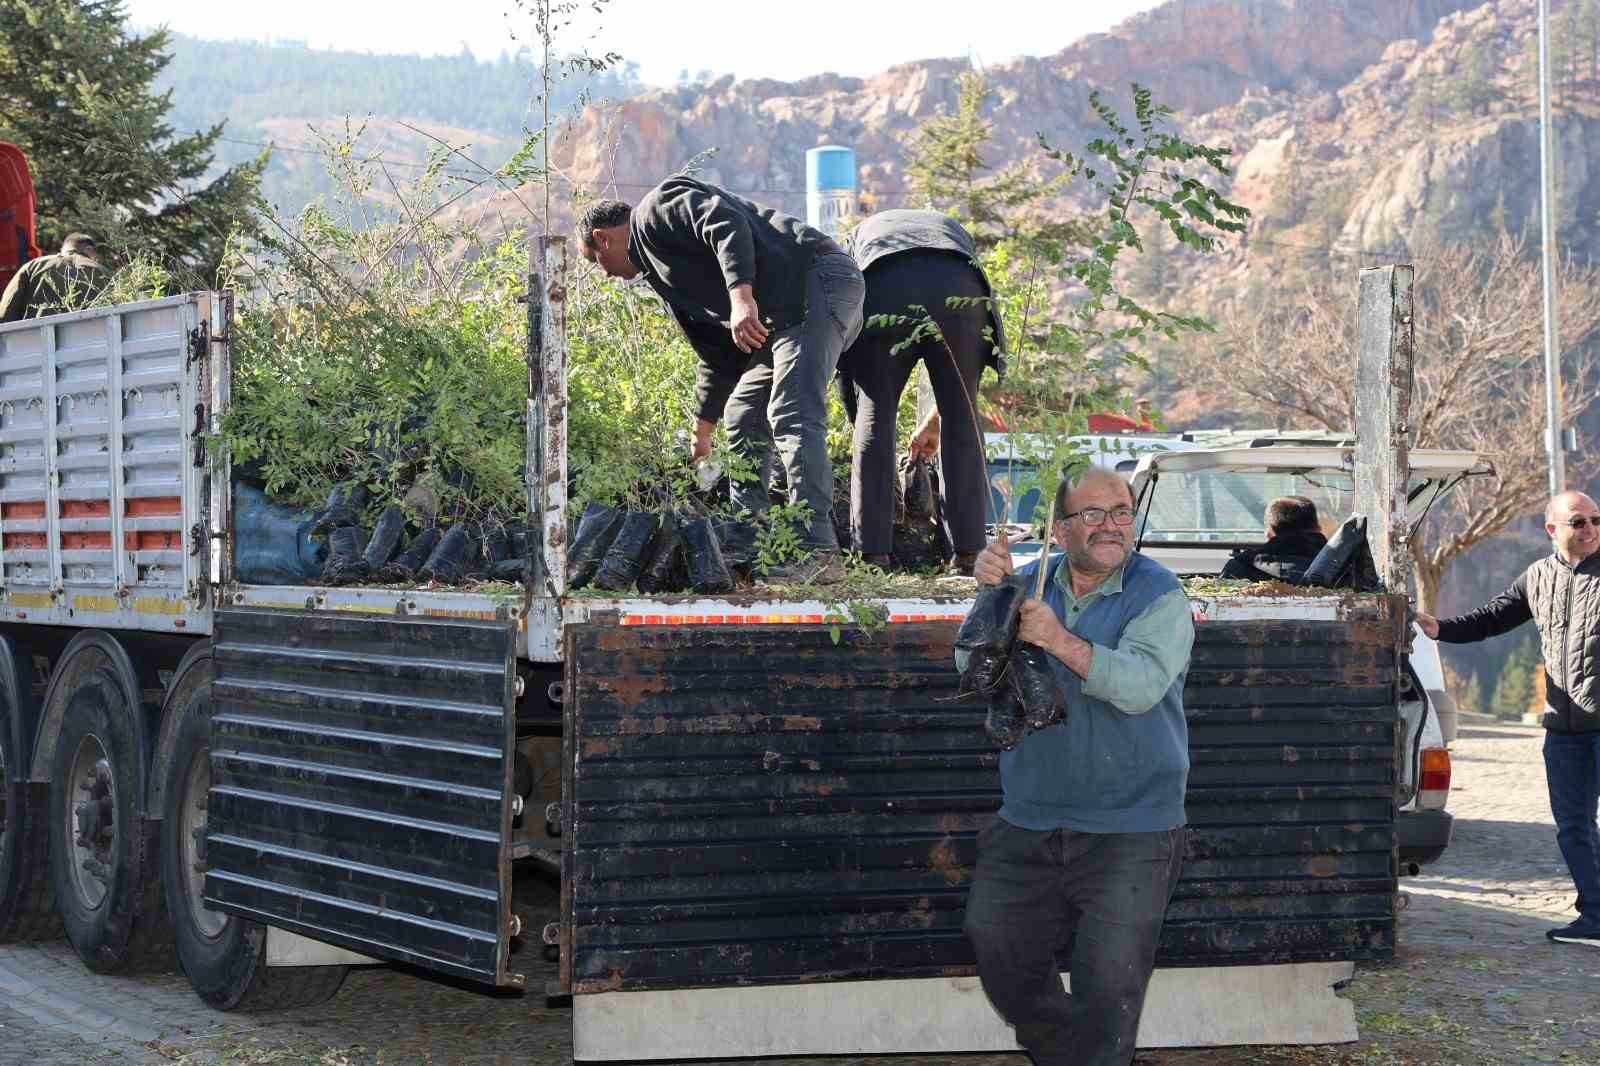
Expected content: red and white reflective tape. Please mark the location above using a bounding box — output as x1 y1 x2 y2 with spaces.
618 610 969 627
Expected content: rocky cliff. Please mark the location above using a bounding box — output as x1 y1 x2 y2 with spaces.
515 0 1488 227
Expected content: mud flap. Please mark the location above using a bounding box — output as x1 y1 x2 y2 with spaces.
205 607 523 987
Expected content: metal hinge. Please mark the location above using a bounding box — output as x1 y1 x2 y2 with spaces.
187 321 208 367
192 404 207 467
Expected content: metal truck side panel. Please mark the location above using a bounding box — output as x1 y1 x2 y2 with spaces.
205 607 522 986
0 295 216 634
561 606 1401 994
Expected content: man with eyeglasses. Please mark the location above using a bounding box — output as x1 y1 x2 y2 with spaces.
961 467 1194 1066
1418 490 1600 948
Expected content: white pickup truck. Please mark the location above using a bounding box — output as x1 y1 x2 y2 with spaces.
986 433 1485 871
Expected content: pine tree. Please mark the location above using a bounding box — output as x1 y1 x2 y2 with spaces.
903 69 1075 250
1407 73 1441 132
0 0 265 281
1458 671 1485 717
1490 633 1540 721
1445 43 1499 115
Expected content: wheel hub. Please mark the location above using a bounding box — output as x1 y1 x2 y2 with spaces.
66 735 114 910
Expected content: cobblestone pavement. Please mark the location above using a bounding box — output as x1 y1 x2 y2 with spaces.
4 718 1599 1065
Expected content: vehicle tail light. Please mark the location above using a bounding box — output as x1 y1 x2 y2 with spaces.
1418 747 1451 809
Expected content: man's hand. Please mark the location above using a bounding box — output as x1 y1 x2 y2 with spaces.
690 418 715 462
1415 611 1440 639
907 409 941 462
1018 599 1068 652
973 529 1014 587
728 284 770 354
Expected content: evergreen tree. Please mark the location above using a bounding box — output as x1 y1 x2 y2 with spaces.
903 69 1075 250
1458 671 1485 717
1445 43 1499 115
0 0 266 281
1490 633 1540 721
1407 73 1442 132
1582 0 1600 91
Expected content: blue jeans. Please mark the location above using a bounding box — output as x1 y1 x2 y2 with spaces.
1543 730 1600 921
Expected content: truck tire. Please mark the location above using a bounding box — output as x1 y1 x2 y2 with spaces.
47 667 174 973
0 722 58 942
161 680 347 1011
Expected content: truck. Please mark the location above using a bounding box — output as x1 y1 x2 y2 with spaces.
0 248 1440 1059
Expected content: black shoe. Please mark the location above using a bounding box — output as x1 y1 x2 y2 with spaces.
1546 918 1600 946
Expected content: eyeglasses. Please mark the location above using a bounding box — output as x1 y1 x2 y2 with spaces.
1563 516 1600 529
1064 506 1136 527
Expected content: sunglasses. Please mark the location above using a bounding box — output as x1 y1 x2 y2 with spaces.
1562 517 1600 529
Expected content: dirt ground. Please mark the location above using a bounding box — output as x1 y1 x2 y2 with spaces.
5 717 1599 1066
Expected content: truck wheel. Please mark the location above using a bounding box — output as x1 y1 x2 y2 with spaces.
0 714 58 942
47 667 173 972
161 682 347 1010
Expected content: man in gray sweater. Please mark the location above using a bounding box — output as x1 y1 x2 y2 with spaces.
577 177 865 582
962 467 1194 1066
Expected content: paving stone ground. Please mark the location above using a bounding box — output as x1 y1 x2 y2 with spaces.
4 717 1599 1065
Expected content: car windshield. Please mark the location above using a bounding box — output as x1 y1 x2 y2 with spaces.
987 456 1146 526
1139 469 1356 543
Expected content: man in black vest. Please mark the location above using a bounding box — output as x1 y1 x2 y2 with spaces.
1219 495 1328 584
1418 489 1600 947
576 178 865 583
837 209 1005 576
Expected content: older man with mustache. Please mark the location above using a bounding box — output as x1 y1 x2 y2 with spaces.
961 467 1195 1066
1418 489 1600 948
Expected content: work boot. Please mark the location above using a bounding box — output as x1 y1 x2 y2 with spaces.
950 551 979 577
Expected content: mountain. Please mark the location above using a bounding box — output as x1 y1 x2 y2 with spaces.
151 35 645 216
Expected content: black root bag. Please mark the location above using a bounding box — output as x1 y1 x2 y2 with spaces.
955 575 1027 695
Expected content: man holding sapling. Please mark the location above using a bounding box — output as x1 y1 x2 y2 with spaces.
576 177 865 584
960 467 1193 1066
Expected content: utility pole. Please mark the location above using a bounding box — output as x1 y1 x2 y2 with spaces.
1539 0 1567 494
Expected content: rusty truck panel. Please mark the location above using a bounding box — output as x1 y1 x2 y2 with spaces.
560 598 1403 994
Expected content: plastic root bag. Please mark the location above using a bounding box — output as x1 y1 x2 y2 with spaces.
362 505 407 571
568 503 625 589
636 512 687 595
320 525 371 586
985 672 1028 751
682 514 735 594
592 512 661 592
955 575 1027 695
903 456 934 520
1013 641 1066 732
420 524 474 585
312 481 371 536
381 526 440 583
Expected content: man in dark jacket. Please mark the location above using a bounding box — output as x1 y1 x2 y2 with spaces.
837 209 1005 575
576 178 865 582
1219 495 1328 583
0 233 105 322
1418 489 1600 947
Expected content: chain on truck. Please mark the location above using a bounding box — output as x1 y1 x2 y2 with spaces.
0 242 1448 1058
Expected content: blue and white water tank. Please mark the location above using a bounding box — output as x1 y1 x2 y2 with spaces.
806 145 857 239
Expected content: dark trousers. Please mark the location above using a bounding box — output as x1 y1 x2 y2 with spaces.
963 818 1185 1066
725 252 864 549
837 252 990 556
1544 730 1600 920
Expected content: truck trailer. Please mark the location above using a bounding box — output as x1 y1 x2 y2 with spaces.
0 245 1443 1058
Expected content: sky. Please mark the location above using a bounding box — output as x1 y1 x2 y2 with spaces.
121 0 1168 87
